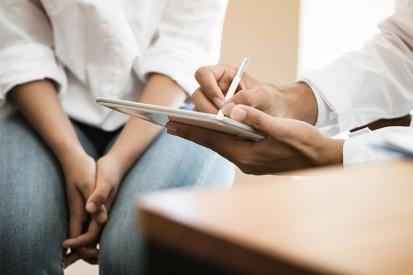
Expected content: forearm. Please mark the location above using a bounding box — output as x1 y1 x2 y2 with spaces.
105 74 186 175
8 80 84 162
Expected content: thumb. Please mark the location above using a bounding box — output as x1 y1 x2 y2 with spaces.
229 105 291 139
86 182 112 215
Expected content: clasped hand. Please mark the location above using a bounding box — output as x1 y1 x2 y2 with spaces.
59 151 122 268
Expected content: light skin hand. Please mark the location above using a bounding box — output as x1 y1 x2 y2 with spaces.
60 150 102 267
9 80 104 267
62 154 121 251
62 73 187 251
193 65 319 125
167 104 344 174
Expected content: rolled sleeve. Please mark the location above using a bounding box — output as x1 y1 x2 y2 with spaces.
300 0 413 132
136 0 228 95
138 49 202 95
0 1 67 108
0 43 67 107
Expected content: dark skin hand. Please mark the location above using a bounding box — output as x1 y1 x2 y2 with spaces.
167 104 343 175
166 64 343 174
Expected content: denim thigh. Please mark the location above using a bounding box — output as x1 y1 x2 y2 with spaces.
0 111 97 275
99 130 235 275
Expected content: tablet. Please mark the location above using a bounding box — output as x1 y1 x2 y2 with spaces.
96 97 265 141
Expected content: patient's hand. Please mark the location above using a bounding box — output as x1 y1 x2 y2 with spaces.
192 65 318 125
85 155 121 219
59 151 103 267
62 154 122 266
168 104 344 174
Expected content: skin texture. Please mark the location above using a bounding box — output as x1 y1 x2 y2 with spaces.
167 64 344 174
9 73 186 267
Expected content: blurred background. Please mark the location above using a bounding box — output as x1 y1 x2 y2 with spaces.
67 0 394 273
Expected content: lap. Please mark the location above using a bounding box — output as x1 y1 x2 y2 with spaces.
0 111 98 274
99 130 234 274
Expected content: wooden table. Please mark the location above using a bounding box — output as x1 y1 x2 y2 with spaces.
138 161 413 275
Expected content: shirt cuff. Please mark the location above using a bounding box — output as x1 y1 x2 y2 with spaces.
135 52 205 97
0 43 67 107
300 70 357 132
343 127 403 165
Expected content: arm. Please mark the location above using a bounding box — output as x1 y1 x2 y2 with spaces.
102 73 186 178
111 0 228 172
9 81 100 266
300 0 413 134
82 0 228 218
9 80 83 162
1 2 99 266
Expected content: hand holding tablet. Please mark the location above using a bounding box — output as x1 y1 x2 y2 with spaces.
96 58 264 141
96 97 265 141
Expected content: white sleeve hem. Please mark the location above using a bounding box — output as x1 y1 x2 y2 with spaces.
343 127 407 165
0 43 67 108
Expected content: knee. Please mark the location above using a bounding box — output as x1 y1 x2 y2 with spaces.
0 214 66 274
99 219 143 275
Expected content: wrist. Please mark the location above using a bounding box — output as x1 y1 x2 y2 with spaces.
101 151 131 180
281 82 318 125
322 138 344 166
56 143 88 169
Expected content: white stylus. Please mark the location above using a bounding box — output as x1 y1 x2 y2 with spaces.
217 57 251 118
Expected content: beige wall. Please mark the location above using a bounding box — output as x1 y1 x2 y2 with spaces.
221 0 300 85
221 0 300 184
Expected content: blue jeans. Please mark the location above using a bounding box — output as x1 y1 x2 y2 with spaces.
0 111 234 275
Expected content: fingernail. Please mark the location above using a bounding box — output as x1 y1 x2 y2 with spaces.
222 102 235 116
231 106 247 121
86 202 97 213
212 97 224 108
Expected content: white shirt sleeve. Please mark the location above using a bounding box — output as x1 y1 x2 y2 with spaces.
0 1 67 108
300 0 413 135
343 126 412 165
136 0 228 95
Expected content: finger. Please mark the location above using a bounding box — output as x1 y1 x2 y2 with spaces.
227 89 260 108
195 66 229 101
74 247 99 258
94 204 109 224
63 219 102 249
192 89 220 114
64 252 81 268
104 187 117 213
86 182 112 215
230 105 292 140
68 204 86 240
216 68 237 94
77 180 95 202
167 122 252 160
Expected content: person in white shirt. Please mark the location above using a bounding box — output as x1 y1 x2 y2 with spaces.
0 1 234 274
167 0 413 174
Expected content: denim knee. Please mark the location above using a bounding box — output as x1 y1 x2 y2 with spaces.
99 216 143 275
0 112 67 275
0 208 67 275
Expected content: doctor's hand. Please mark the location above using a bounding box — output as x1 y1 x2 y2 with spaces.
167 104 344 174
192 64 318 125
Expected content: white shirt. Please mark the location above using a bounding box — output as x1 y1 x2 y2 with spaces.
0 0 227 130
301 0 413 165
